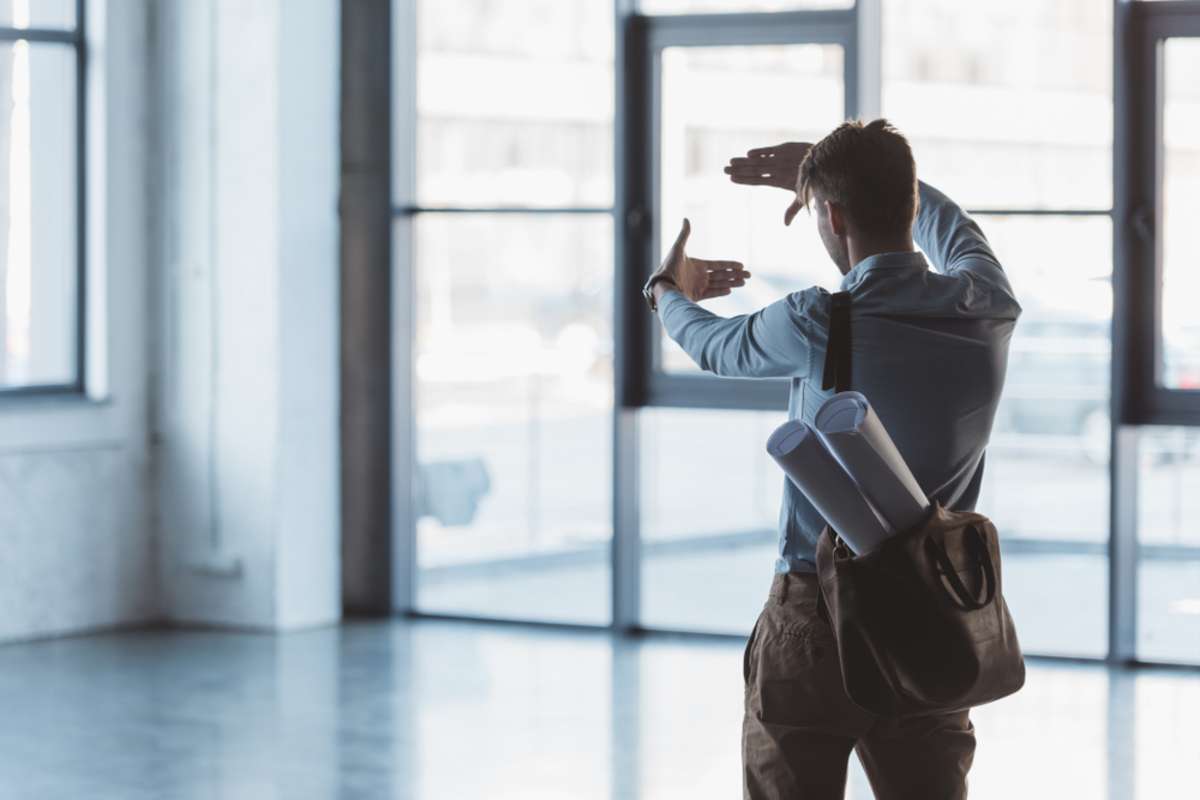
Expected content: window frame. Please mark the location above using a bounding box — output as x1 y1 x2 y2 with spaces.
624 2 1122 654
0 0 87 397
1116 1 1200 427
386 0 1200 668
392 0 619 619
622 9 859 411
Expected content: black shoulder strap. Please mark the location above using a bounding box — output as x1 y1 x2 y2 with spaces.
822 291 852 393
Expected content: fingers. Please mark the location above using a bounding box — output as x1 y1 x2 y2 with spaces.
727 156 780 169
726 158 764 170
697 259 749 289
726 173 781 187
725 157 795 189
746 146 782 159
705 266 748 282
725 161 783 177
724 165 782 180
690 257 748 274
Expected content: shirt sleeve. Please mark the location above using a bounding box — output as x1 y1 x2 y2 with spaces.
915 181 1012 291
656 286 824 379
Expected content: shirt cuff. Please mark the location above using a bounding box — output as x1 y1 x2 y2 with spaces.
656 287 689 314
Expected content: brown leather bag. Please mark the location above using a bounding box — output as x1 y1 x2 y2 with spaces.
814 290 1025 718
815 504 1026 717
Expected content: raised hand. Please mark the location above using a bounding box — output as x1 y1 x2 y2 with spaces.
725 142 814 226
656 219 751 303
723 142 812 191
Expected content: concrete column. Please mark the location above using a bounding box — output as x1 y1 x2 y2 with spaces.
155 0 340 629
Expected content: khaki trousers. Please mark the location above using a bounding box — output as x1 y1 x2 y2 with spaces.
743 572 976 799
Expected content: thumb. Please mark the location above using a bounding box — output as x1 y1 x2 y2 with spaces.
784 199 801 227
673 217 691 250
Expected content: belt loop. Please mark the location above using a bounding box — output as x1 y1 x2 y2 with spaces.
777 574 789 605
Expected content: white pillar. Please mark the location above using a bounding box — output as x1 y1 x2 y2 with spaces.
156 0 340 629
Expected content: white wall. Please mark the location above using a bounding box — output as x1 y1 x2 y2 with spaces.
153 0 341 630
0 0 341 641
0 0 157 642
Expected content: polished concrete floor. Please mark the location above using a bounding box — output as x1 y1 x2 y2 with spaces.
0 619 1196 799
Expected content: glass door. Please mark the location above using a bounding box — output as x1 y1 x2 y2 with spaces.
1134 18 1200 664
627 11 855 633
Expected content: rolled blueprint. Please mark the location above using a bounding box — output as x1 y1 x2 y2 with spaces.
814 391 930 535
766 419 891 555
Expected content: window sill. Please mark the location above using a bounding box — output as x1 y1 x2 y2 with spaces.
0 390 129 454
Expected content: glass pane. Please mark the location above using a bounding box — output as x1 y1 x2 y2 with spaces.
0 0 75 30
975 215 1112 657
1137 427 1200 664
639 407 786 633
657 44 844 374
1160 39 1200 390
882 0 1112 210
413 214 613 624
0 42 77 388
415 0 613 208
641 0 851 11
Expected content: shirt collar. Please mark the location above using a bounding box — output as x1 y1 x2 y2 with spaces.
839 250 928 291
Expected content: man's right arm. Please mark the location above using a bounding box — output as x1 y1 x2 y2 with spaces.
914 181 1011 292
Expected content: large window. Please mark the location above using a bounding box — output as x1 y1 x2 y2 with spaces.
1159 39 1200 392
393 0 1200 667
403 0 615 625
657 43 846 375
625 9 856 631
882 0 1114 657
1122 4 1200 665
0 0 83 393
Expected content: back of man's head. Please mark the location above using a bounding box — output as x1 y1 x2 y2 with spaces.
798 119 917 240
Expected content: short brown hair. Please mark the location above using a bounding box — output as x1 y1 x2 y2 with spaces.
797 118 917 238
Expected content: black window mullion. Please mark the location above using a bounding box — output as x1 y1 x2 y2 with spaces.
74 0 87 394
1119 5 1200 426
0 28 76 43
967 209 1113 217
395 206 615 216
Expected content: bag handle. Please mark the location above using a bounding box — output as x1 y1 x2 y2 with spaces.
925 525 996 611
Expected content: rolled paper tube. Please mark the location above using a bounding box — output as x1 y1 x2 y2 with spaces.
766 419 892 555
814 391 931 535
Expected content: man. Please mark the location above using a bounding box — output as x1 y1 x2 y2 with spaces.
642 119 1021 799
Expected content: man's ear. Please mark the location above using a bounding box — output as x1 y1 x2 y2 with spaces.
826 201 848 237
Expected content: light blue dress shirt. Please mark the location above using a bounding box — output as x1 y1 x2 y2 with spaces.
657 182 1022 573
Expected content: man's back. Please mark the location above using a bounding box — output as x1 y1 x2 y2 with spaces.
658 181 1022 571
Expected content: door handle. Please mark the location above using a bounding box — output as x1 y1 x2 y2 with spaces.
626 206 649 237
1131 207 1153 242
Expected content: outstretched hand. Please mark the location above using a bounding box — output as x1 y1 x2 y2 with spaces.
724 142 813 225
653 219 751 303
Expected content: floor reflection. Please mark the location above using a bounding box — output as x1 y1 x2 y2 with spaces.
0 620 1195 798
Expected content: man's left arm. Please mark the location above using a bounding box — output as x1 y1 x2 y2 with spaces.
655 287 819 379
644 218 818 379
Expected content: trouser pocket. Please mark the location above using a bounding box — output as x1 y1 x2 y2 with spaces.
750 597 873 735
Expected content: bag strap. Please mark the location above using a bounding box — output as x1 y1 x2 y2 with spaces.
925 526 997 611
822 291 852 393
